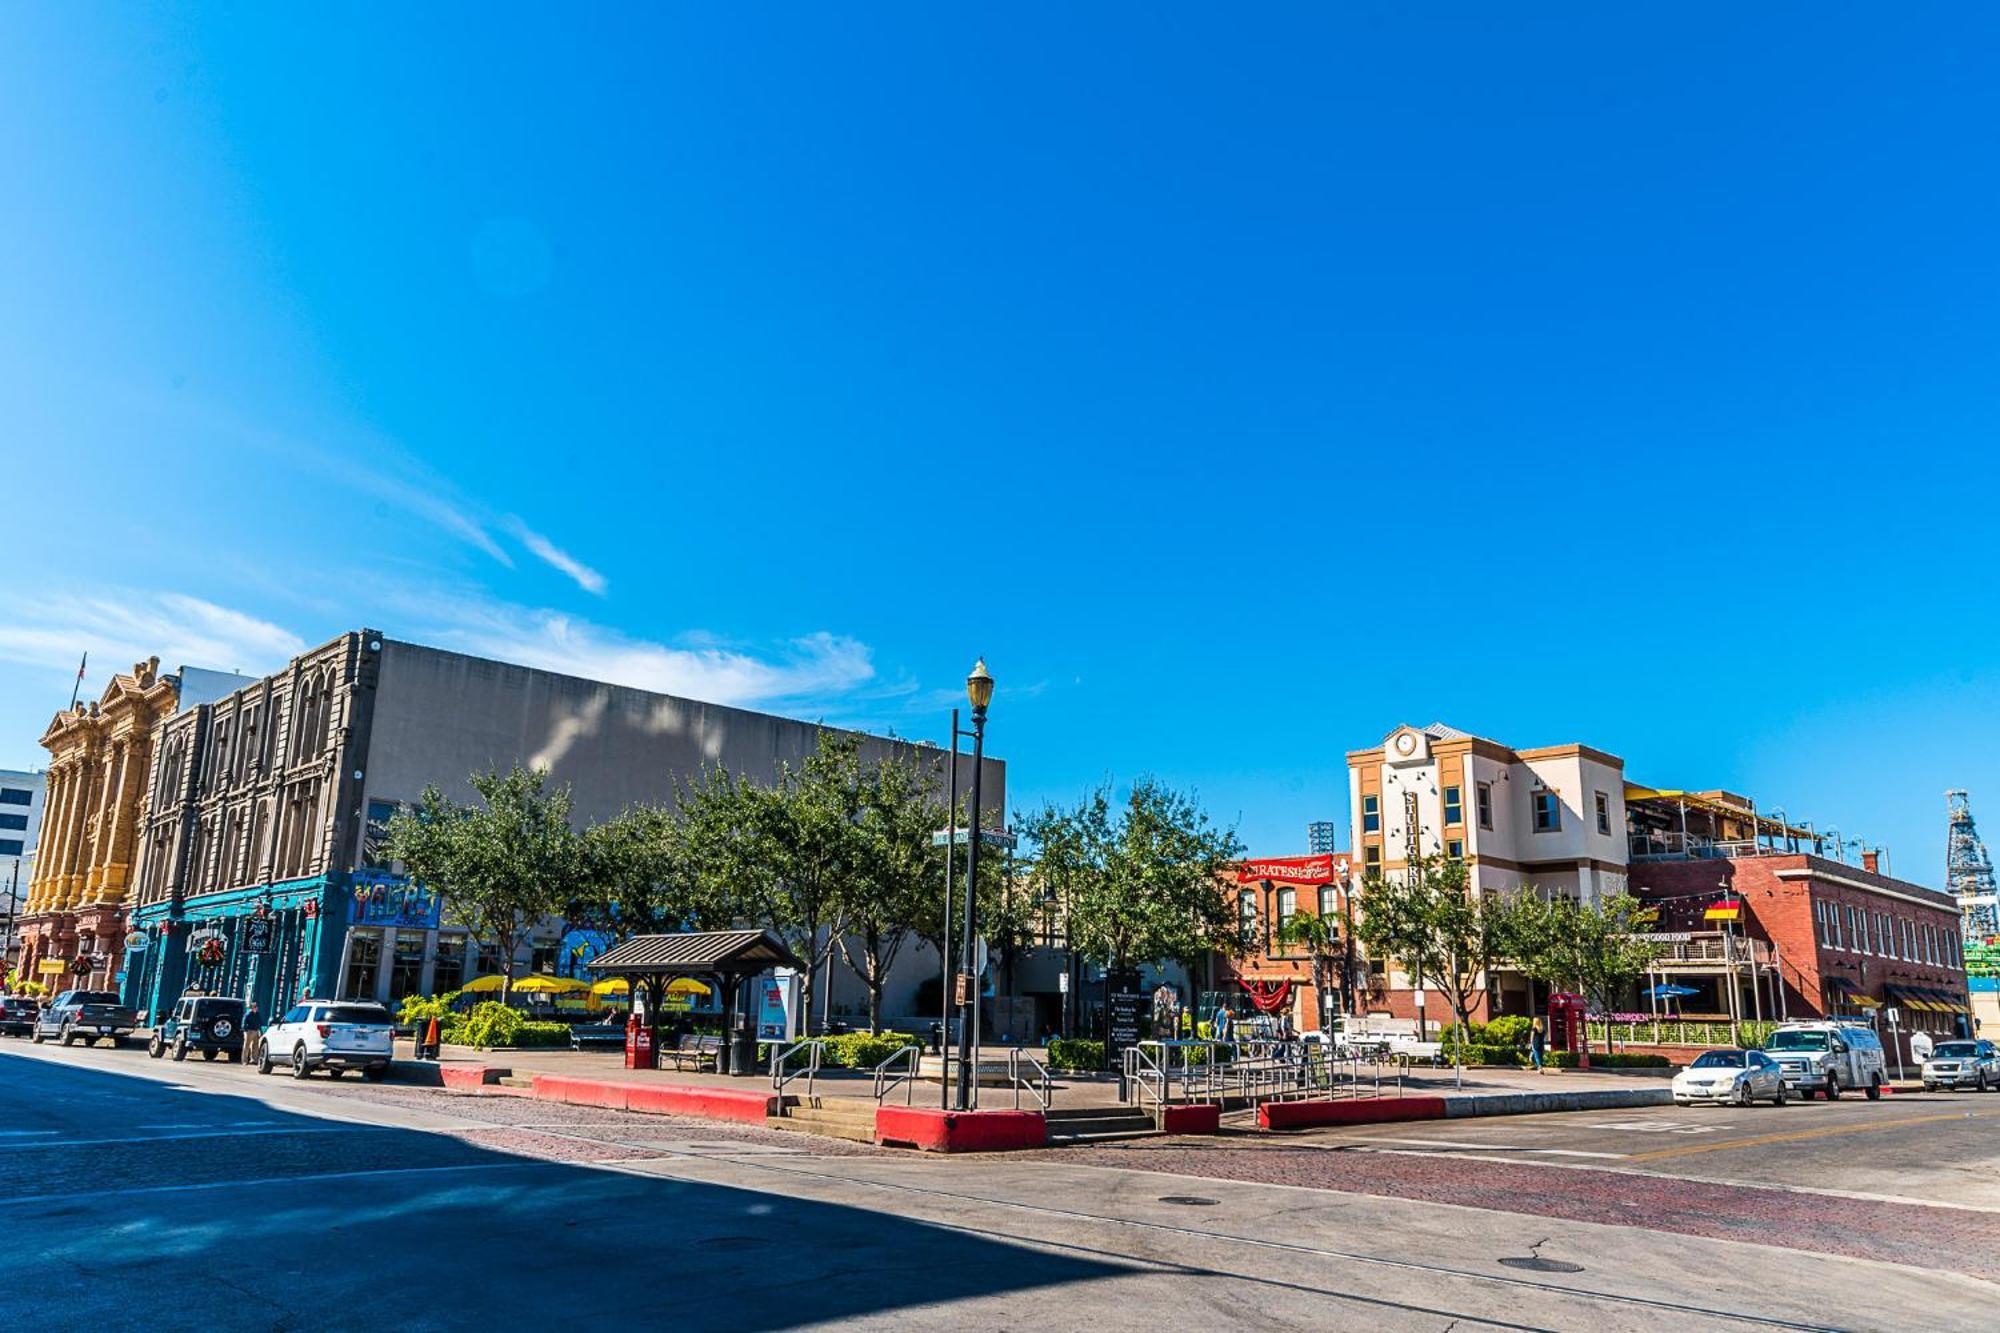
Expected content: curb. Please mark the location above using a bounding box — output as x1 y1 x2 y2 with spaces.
1443 1088 1672 1117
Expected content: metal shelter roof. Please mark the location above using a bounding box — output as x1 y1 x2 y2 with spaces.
586 929 803 976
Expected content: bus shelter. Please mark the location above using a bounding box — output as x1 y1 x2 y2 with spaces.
587 929 803 1075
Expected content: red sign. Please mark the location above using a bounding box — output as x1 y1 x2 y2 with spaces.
1236 854 1337 885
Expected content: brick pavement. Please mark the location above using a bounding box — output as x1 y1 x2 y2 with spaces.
1031 1138 2000 1280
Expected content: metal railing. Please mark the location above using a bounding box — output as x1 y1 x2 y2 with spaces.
769 1038 824 1101
1007 1047 1052 1110
1120 1043 1169 1113
1119 1037 1407 1113
872 1043 922 1105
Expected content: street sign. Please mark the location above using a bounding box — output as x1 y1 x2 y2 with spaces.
1057 970 1070 993
243 916 274 955
954 973 972 1006
973 936 989 973
1887 1006 1901 1024
930 828 1018 850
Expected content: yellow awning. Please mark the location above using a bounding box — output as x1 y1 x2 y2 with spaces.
1848 993 1881 1008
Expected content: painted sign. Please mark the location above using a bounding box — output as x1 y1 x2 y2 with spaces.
1104 968 1147 1066
1236 854 1336 885
756 971 800 1042
37 959 66 974
350 874 442 930
243 916 274 955
126 930 151 952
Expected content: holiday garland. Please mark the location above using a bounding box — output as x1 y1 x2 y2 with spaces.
191 936 226 968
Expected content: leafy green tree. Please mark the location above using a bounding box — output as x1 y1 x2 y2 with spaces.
1504 891 1663 1053
576 803 727 937
1275 908 1346 1034
385 766 585 1003
837 746 948 1033
1354 855 1510 1048
1017 779 1243 974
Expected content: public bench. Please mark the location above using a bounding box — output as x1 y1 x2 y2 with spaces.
569 1023 626 1051
657 1033 725 1072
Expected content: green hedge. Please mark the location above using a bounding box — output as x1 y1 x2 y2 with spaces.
754 1031 920 1070
455 1001 525 1048
1552 1051 1670 1069
1456 1044 1527 1067
1048 1038 1104 1071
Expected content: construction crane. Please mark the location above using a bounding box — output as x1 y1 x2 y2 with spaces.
1945 790 1999 943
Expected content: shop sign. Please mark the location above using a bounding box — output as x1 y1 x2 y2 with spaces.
243 916 274 955
127 930 151 952
756 972 799 1042
1635 932 1693 943
37 959 66 975
1104 968 1147 1066
1236 854 1336 885
350 874 442 930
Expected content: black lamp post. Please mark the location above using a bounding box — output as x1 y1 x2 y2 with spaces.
955 658 994 1112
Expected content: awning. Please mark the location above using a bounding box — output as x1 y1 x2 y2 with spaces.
1885 986 1937 1014
1922 987 1971 1016
1823 975 1857 997
1848 993 1881 1009
588 928 803 976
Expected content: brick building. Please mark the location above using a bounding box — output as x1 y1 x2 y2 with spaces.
1222 853 1355 1032
1628 788 1972 1068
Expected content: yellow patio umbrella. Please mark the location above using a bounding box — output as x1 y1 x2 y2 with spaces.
510 973 590 994
459 974 510 994
589 975 711 998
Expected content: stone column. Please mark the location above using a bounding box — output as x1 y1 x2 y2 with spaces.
25 765 64 912
44 758 82 911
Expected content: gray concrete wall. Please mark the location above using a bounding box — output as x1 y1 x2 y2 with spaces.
365 639 1004 824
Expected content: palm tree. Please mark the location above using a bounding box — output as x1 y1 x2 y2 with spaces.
1275 910 1345 1034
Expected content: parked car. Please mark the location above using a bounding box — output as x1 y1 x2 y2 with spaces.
258 1000 394 1080
31 990 139 1048
1921 1039 2000 1093
148 996 248 1063
0 996 40 1036
1673 1048 1788 1106
1763 1021 1887 1099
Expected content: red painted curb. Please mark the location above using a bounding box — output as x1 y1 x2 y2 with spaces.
438 1065 505 1092
526 1076 777 1123
1259 1096 1448 1130
875 1106 1047 1152
1159 1103 1222 1135
530 1074 631 1111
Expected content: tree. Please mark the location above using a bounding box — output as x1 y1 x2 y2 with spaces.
576 803 726 937
385 766 586 1003
1354 856 1510 1049
836 747 945 1033
1017 779 1244 975
1505 891 1663 1055
1275 908 1345 1034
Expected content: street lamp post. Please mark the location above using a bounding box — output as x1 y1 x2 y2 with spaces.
955 659 994 1113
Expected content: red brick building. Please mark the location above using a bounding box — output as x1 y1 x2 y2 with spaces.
1219 854 1356 1032
1630 846 1973 1068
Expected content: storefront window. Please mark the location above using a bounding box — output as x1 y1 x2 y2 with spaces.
343 929 382 1000
389 933 426 1002
434 934 467 993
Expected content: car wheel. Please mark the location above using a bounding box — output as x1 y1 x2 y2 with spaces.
257 1046 274 1076
148 1035 164 1059
59 1025 75 1047
1865 1076 1882 1101
29 1026 44 1045
291 1045 310 1079
172 1040 187 1062
1978 1071 1989 1093
1772 1084 1787 1106
1825 1075 1841 1100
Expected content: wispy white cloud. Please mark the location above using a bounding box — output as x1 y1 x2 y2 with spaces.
0 590 306 682
403 594 874 707
506 518 607 595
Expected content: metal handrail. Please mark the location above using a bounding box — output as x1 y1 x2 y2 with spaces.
770 1038 824 1101
872 1042 923 1105
1121 1043 1168 1111
1007 1047 1052 1110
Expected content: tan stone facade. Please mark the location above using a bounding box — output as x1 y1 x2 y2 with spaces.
15 659 178 991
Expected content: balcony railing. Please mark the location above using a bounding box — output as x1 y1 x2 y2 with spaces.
1649 933 1774 968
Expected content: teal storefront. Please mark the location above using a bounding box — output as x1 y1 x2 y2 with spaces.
125 875 351 1025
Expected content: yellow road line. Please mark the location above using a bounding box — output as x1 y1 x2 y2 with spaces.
1626 1108 2000 1163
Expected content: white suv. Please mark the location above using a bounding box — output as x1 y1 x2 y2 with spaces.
259 1000 395 1081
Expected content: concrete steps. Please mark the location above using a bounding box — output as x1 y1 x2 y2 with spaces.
1044 1106 1158 1144
766 1095 880 1144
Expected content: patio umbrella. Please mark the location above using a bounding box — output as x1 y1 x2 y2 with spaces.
1645 983 1699 998
510 974 590 994
459 974 510 994
589 976 711 997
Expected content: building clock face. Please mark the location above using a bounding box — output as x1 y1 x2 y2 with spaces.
1393 731 1418 757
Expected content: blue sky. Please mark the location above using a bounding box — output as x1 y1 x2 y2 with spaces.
3 7 1997 886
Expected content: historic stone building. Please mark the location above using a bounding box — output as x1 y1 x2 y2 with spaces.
16 659 180 991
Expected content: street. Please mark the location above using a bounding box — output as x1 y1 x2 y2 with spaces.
4 1043 1996 1331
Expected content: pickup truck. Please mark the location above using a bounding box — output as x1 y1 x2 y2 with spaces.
31 990 140 1048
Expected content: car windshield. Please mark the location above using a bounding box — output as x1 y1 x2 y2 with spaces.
326 1005 391 1025
1691 1051 1748 1069
1932 1043 1978 1059
1766 1031 1829 1051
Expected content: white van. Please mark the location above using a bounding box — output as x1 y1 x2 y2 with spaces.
1764 1022 1887 1099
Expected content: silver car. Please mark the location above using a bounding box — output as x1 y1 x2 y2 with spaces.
1673 1048 1787 1107
1921 1039 2000 1093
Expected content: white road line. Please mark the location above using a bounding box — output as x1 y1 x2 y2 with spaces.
0 1131 59 1138
0 1125 393 1151
0 1160 544 1207
1335 1136 1628 1159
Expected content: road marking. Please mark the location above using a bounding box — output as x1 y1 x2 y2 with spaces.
1333 1137 1628 1160
0 1160 543 1207
0 1125 394 1151
1627 1109 2000 1163
0 1131 59 1138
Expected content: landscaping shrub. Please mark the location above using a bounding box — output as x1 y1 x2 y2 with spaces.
828 1032 918 1068
398 990 462 1026
1456 1044 1526 1067
1483 1015 1533 1048
455 1001 526 1048
1551 1051 1669 1069
1048 1037 1105 1071
513 1021 574 1048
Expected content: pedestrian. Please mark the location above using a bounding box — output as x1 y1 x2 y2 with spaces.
241 1004 263 1066
1529 1017 1547 1074
1911 1029 1934 1063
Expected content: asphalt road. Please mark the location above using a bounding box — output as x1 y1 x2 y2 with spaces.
2 1039 1995 1332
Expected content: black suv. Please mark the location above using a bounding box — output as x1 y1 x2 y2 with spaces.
0 996 38 1037
149 996 249 1062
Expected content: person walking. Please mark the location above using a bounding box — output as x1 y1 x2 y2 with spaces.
1529 1016 1547 1074
240 1004 264 1066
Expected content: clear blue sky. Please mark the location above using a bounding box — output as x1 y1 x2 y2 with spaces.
3 7 1996 886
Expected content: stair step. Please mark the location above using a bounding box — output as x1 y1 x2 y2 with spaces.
764 1115 877 1144
495 1075 537 1089
1047 1128 1160 1144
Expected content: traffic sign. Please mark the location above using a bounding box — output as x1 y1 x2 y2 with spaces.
973 936 989 973
930 827 1018 850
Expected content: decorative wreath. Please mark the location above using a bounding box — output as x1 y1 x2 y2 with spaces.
192 936 226 968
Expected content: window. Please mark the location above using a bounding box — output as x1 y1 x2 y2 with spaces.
0 839 20 857
1446 839 1464 861
0 788 30 806
1277 888 1297 928
0 813 25 831
343 930 382 1000
281 1005 310 1025
1318 885 1339 916
1476 783 1493 830
1239 890 1259 940
1532 790 1560 833
389 934 426 1001
1362 795 1380 834
434 934 468 993
1594 791 1611 835
1443 786 1463 826
1363 845 1381 870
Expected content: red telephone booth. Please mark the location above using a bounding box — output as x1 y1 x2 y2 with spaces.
1548 993 1588 1054
625 1010 655 1070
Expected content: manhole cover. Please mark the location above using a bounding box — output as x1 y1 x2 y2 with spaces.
698 1236 770 1251
1500 1256 1584 1274
1157 1195 1219 1206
